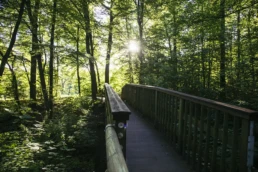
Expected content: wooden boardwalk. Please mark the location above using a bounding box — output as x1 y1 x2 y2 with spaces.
126 106 192 172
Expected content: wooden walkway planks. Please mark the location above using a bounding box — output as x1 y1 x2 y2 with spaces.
126 106 192 172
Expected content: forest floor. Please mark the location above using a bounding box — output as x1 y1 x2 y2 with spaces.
0 97 106 172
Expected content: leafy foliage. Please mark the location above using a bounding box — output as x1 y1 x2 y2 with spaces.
0 97 105 172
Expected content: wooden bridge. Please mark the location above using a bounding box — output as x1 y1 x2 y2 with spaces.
104 83 258 172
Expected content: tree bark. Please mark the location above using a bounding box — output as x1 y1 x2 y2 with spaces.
0 0 26 77
105 2 114 84
83 1 97 100
200 5 206 88
38 55 49 110
219 0 226 100
26 0 40 102
172 3 178 90
136 0 144 84
7 57 20 108
248 9 255 91
236 10 241 86
49 0 57 118
125 16 134 83
95 62 101 91
76 25 81 96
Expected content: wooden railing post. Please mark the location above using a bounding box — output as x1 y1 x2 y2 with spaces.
105 83 130 158
178 99 185 154
104 83 130 172
154 89 158 126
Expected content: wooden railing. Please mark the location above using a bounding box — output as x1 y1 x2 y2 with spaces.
122 84 258 172
104 83 130 172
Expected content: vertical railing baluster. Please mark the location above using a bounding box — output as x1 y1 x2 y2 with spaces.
192 104 200 170
230 116 240 172
162 93 165 132
164 93 168 134
239 119 251 172
211 110 219 172
197 106 206 171
170 96 175 143
154 89 158 126
220 113 228 172
165 93 168 134
161 92 165 131
157 91 160 128
183 101 189 158
173 97 178 147
178 99 185 154
167 95 172 137
204 109 211 172
187 102 193 164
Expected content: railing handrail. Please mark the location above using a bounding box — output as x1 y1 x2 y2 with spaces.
125 83 258 120
105 83 130 115
104 83 130 172
105 125 128 172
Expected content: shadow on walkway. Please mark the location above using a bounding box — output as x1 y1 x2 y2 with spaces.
126 105 192 172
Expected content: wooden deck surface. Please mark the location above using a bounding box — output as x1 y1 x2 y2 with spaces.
126 106 192 172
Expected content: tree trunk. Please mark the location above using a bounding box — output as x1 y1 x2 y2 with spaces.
0 0 26 77
236 10 241 86
248 9 255 91
125 16 134 83
7 59 20 109
83 1 97 100
26 0 40 102
136 0 144 84
200 5 205 88
49 0 57 118
172 4 178 90
219 0 226 100
22 56 30 84
76 25 81 96
105 4 114 84
38 55 49 111
95 62 101 91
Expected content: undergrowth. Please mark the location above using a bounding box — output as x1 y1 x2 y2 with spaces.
0 97 105 172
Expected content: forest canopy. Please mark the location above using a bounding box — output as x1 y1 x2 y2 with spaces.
0 0 258 110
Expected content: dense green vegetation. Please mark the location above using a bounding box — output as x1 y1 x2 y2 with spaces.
1 0 258 109
0 97 105 171
0 0 258 171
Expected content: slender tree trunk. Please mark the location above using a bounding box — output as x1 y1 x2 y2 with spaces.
83 1 97 100
0 0 26 77
125 17 134 83
26 0 40 102
105 4 114 84
27 0 48 111
95 62 101 91
136 0 144 84
76 25 81 96
208 48 212 89
49 0 57 118
200 30 205 88
172 4 178 90
236 10 241 86
22 56 30 84
7 59 20 108
38 55 49 110
55 39 59 97
200 5 205 88
219 0 226 100
248 9 255 91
